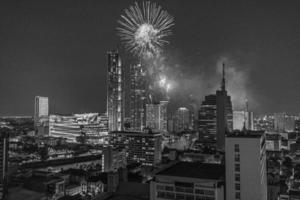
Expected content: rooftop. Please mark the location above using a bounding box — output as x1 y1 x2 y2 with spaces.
111 130 161 136
226 130 264 138
156 162 224 180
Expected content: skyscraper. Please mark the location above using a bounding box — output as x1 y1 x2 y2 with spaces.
216 63 233 150
146 103 160 131
0 127 9 200
107 50 124 132
34 96 49 127
145 101 168 133
174 107 191 132
274 112 286 132
225 130 267 200
198 94 217 136
130 63 147 131
159 100 168 133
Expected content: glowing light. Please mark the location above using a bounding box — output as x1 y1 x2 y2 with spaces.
159 76 167 88
117 1 174 58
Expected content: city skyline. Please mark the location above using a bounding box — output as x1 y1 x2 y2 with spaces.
2 0 300 116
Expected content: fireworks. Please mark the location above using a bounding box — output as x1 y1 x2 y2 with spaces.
117 1 174 58
159 75 173 94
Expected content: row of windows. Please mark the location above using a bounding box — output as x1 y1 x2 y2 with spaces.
157 192 214 200
234 144 241 200
157 185 215 196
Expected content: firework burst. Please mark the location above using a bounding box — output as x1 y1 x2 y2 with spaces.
117 1 174 58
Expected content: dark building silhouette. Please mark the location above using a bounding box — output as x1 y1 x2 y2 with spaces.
0 128 9 200
107 50 125 132
198 94 217 136
198 63 232 149
216 63 233 150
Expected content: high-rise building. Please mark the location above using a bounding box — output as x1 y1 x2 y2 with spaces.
174 107 191 132
130 63 148 131
0 127 9 200
285 115 295 132
233 111 254 131
146 101 168 133
159 100 168 133
216 63 233 150
274 113 286 132
225 130 267 200
34 96 49 127
146 103 160 131
107 50 124 132
110 131 162 166
198 94 217 136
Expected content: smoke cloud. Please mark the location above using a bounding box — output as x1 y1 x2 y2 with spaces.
148 53 257 114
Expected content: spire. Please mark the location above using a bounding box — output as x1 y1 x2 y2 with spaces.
221 62 226 91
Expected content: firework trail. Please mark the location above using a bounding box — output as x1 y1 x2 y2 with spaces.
117 1 174 58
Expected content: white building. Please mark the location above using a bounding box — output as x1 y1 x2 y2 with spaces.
34 96 49 126
225 130 267 200
49 113 108 143
233 111 254 131
150 162 225 200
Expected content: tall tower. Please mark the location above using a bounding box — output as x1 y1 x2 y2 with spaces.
216 63 233 150
34 96 49 128
107 50 124 132
130 63 147 131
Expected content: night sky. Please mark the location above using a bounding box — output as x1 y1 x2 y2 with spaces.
1 0 300 116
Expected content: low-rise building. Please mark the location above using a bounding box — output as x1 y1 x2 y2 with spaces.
150 162 225 200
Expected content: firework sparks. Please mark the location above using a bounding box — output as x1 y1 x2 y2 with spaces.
117 1 174 58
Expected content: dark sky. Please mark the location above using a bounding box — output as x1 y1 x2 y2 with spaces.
1 0 300 116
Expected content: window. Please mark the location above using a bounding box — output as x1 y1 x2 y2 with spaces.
156 185 164 190
234 144 240 152
235 164 240 172
235 153 240 162
165 186 174 191
176 193 185 200
236 192 240 199
235 183 240 190
235 174 240 182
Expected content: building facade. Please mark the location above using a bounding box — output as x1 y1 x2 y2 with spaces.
173 107 191 132
146 101 168 133
34 96 49 127
101 146 127 172
107 50 125 132
150 162 225 200
130 63 148 131
198 94 217 136
233 111 254 131
49 113 108 143
110 131 162 166
225 130 267 200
